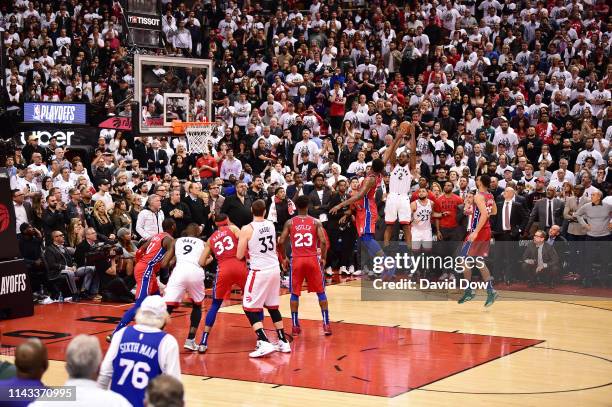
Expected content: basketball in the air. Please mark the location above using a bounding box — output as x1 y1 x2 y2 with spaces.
399 121 412 134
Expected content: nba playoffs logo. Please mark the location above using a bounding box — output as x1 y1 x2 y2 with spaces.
33 104 42 121
0 203 10 233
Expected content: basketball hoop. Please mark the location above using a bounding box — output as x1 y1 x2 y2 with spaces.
172 120 217 154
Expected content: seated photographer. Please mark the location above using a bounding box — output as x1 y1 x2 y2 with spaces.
75 228 133 302
521 230 561 288
43 230 97 300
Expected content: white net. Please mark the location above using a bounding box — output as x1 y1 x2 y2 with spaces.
185 124 217 154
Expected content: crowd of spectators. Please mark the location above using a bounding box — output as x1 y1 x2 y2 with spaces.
3 0 612 299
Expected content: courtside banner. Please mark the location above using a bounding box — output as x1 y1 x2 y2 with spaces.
23 102 87 125
359 240 612 301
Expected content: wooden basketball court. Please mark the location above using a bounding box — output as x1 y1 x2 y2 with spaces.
2 279 612 406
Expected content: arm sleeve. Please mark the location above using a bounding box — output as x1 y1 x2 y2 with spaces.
159 335 181 379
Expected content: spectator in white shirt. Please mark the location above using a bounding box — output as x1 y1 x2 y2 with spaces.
136 195 165 239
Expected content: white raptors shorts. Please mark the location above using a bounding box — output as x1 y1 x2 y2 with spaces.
385 193 412 225
411 228 433 251
242 266 281 312
163 263 206 305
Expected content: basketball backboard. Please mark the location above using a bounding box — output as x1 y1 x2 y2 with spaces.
134 55 213 134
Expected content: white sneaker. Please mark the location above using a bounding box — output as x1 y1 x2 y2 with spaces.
274 340 291 353
197 344 208 354
41 296 54 305
184 339 198 351
348 265 355 275
249 340 276 358
325 266 333 276
352 269 362 276
339 266 349 275
448 273 456 281
439 272 449 281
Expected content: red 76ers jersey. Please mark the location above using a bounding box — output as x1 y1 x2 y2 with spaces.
290 216 319 257
208 226 238 263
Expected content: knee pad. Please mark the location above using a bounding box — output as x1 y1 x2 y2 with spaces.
316 292 327 301
268 308 282 324
245 311 262 326
290 293 300 302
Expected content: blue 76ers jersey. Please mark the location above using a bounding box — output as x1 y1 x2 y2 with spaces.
110 326 166 407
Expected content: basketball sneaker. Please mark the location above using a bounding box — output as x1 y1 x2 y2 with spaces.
484 291 499 307
348 265 355 275
249 340 276 358
352 269 362 276
197 344 208 354
323 323 332 336
292 325 301 336
339 266 349 275
274 340 291 353
457 289 476 304
184 339 198 351
325 266 333 276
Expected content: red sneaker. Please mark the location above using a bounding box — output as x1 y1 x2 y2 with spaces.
323 323 332 336
292 325 301 336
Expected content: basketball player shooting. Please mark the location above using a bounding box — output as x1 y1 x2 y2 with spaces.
237 199 290 358
161 223 208 352
278 195 330 336
383 122 417 247
107 219 176 342
457 174 499 307
329 122 412 277
197 214 249 354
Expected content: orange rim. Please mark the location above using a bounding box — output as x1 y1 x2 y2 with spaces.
171 120 215 134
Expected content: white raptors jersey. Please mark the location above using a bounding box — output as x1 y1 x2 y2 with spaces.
174 237 205 268
248 220 280 270
389 164 412 195
412 200 433 231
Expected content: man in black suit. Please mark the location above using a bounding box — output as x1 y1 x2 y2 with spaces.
44 230 96 299
521 230 561 288
526 185 565 236
287 173 313 200
147 139 169 176
546 225 569 273
493 187 527 284
307 173 332 223
220 181 253 228
182 182 209 230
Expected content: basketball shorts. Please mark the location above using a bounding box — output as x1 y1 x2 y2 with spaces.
290 256 324 296
385 193 412 225
460 229 491 258
242 266 281 312
163 263 206 305
411 228 433 251
355 208 377 237
213 258 248 300
134 262 159 300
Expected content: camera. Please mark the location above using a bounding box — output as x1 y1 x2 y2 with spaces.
86 242 123 264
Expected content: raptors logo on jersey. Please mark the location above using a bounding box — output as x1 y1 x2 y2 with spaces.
411 199 434 251
389 164 412 195
385 164 413 225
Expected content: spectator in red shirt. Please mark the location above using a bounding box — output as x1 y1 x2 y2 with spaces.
535 111 557 145
434 181 465 241
196 151 218 186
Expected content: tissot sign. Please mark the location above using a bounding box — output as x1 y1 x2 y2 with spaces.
127 13 161 29
24 102 86 125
